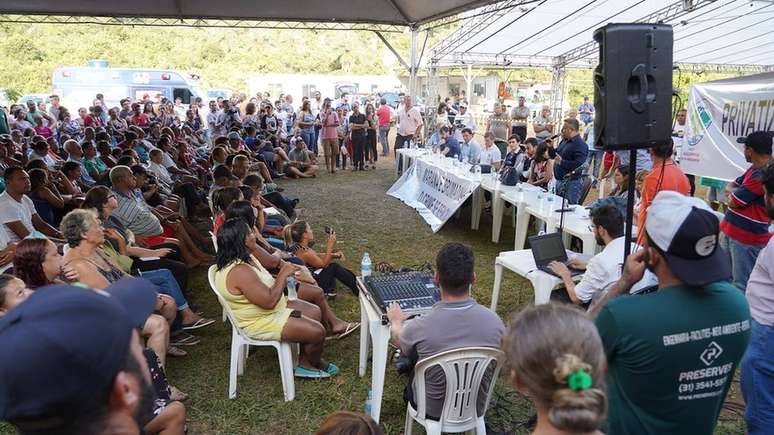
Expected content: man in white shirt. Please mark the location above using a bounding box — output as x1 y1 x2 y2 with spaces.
0 167 61 242
207 100 224 141
28 141 58 170
480 132 503 170
533 105 554 141
395 95 424 173
147 149 174 186
452 103 477 141
548 205 657 306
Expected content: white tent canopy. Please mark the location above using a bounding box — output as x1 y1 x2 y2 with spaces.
431 0 774 69
0 0 499 27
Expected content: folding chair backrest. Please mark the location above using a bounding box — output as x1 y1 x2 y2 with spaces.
578 175 593 205
412 347 504 427
207 265 246 336
210 231 218 252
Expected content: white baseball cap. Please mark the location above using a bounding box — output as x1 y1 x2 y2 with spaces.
645 191 731 286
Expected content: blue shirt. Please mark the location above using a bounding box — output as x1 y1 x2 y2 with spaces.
243 136 259 152
459 140 482 163
441 137 460 158
68 156 96 187
554 135 588 180
615 149 653 172
578 102 594 124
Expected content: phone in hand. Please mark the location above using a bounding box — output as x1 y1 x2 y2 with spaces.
324 226 333 235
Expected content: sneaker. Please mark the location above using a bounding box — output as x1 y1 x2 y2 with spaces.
323 363 339 376
294 367 331 378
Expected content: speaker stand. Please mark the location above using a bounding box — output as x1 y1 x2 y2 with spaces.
623 148 638 263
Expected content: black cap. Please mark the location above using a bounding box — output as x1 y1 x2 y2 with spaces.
0 278 157 425
737 131 773 155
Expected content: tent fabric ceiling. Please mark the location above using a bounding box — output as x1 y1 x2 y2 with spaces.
433 0 774 67
0 0 501 26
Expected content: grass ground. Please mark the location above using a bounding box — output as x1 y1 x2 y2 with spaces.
0 154 747 435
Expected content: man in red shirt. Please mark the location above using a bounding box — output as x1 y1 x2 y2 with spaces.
129 103 149 127
637 140 691 242
83 106 104 128
376 98 392 157
720 131 773 291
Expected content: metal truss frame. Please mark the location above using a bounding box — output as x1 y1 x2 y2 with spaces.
675 62 774 74
432 52 558 69
553 0 714 68
0 14 405 32
428 0 525 62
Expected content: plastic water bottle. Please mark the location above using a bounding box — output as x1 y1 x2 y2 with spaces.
364 389 373 414
361 253 372 277
287 276 297 300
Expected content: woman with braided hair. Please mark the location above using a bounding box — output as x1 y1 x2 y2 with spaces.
503 303 607 435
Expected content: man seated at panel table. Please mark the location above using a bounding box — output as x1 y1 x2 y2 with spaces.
548 205 657 308
480 132 503 172
437 126 460 159
458 128 481 164
386 242 504 420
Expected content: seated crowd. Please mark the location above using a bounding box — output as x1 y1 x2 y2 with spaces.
0 92 367 434
0 91 772 435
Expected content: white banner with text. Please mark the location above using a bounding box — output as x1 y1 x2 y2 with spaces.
387 157 479 233
681 72 774 181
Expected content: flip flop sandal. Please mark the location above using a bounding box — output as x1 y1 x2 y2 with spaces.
294 367 331 379
170 333 200 347
336 322 360 340
167 346 188 357
169 386 189 402
326 322 360 341
182 317 215 331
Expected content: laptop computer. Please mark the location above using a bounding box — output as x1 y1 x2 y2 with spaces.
528 233 584 278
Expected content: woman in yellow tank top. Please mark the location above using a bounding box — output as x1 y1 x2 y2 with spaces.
214 218 338 378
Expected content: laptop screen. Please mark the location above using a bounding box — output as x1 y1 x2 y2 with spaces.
530 233 567 265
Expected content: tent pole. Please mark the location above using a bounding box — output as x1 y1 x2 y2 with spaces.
550 65 566 121
409 28 418 97
466 63 473 103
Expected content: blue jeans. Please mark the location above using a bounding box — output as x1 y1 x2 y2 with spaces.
313 125 321 153
557 178 583 205
301 130 316 155
740 320 774 435
379 125 390 155
586 149 604 178
140 268 189 311
721 235 763 291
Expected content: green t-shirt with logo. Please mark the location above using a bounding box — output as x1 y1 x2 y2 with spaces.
595 281 750 435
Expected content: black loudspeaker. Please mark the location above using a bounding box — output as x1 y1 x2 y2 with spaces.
593 23 673 150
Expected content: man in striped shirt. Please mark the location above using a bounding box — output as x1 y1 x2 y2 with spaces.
721 131 773 291
109 165 163 237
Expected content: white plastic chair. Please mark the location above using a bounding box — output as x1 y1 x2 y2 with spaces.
405 347 504 435
207 265 298 401
209 231 227 322
210 231 218 252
